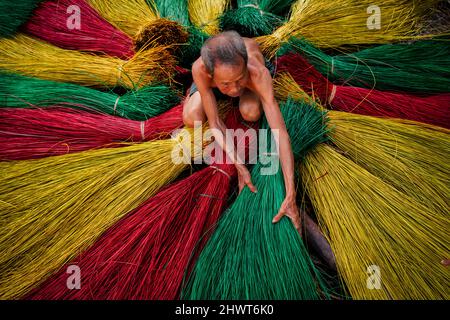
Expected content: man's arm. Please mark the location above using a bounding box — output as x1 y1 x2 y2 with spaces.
253 68 302 232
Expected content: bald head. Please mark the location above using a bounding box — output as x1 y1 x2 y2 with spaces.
200 31 248 75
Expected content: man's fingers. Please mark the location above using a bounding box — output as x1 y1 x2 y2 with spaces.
247 181 257 193
272 211 284 223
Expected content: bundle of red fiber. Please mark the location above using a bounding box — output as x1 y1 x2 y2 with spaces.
26 108 257 300
23 0 135 59
276 53 450 129
0 104 183 160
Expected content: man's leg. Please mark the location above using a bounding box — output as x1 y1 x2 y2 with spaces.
239 89 263 122
182 91 206 128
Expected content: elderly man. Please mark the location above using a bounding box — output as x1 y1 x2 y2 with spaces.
183 31 301 232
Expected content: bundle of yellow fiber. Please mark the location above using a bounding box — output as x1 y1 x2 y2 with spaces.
0 34 175 89
257 0 441 57
87 0 188 51
188 0 230 35
0 102 231 299
301 143 449 299
274 72 450 217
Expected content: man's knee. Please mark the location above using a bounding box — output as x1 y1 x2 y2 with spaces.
240 102 262 122
182 94 206 128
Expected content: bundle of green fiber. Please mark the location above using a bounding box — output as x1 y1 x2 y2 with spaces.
302 143 449 299
0 0 43 37
273 72 450 218
188 0 230 35
279 37 450 94
220 0 295 37
0 72 179 120
179 26 210 68
154 0 191 26
0 101 232 299
182 98 331 299
256 0 442 57
0 34 176 89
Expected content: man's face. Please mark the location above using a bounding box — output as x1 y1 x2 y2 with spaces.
212 59 248 97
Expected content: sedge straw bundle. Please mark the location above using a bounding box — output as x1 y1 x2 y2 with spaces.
256 0 441 57
0 104 184 160
188 0 230 35
0 34 176 89
88 0 188 50
0 102 231 300
28 109 257 300
274 72 450 217
0 0 43 37
24 0 135 59
219 0 295 37
154 0 191 26
182 98 331 300
276 53 450 129
279 38 450 94
327 112 450 218
301 143 449 299
0 72 180 120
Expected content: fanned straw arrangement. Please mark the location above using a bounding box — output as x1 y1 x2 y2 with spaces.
0 72 180 120
188 0 230 35
277 53 450 128
27 109 256 300
257 0 441 57
274 72 450 217
0 34 176 89
0 0 449 302
0 105 184 160
302 143 449 299
182 99 331 299
0 101 232 299
279 37 450 94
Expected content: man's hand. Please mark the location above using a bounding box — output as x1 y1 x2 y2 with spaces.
272 195 302 234
236 164 257 194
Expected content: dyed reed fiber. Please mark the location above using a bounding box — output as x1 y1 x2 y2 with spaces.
0 100 232 299
87 0 188 50
0 104 184 160
256 0 441 57
302 143 449 299
87 0 158 38
279 37 450 94
24 0 135 59
276 53 450 128
274 72 450 218
154 0 191 26
0 72 179 120
28 109 257 300
0 34 176 89
188 0 230 35
0 0 43 37
182 98 331 300
327 112 450 218
179 26 210 69
219 0 295 37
